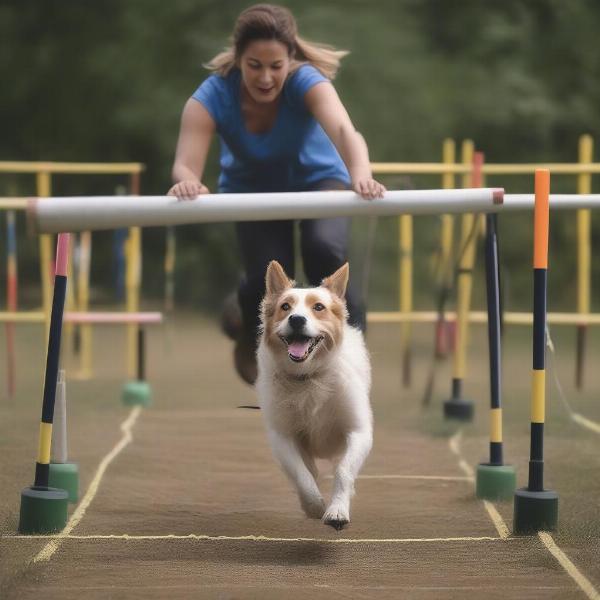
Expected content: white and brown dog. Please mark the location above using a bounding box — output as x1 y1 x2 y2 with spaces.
256 260 372 530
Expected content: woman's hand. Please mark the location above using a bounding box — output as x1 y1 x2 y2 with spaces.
167 180 210 200
353 177 386 200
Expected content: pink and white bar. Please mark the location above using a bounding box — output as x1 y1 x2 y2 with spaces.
28 189 504 233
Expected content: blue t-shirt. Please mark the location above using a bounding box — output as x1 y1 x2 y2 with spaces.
192 64 350 193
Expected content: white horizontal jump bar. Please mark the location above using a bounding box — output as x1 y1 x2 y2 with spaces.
29 188 503 233
504 194 600 210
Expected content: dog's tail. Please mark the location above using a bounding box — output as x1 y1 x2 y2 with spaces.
237 405 261 409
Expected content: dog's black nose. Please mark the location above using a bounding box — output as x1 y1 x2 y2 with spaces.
288 315 307 331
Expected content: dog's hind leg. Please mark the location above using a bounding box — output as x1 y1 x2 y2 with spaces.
268 431 325 519
323 429 372 530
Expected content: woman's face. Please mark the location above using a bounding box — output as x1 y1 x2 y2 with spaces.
239 39 291 104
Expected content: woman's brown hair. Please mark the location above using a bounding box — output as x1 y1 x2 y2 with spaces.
205 4 348 79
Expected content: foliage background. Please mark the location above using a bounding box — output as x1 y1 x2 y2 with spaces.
1 0 599 313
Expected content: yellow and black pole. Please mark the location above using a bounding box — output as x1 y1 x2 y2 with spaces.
475 157 516 499
19 234 70 534
513 169 558 535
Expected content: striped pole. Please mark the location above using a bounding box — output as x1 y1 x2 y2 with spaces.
513 169 558 535
19 234 70 534
34 233 70 488
5 210 18 399
475 175 516 499
575 134 593 389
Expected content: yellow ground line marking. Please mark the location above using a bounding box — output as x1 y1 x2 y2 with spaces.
450 430 600 599
33 406 142 563
14 534 505 544
571 413 600 435
449 430 510 539
538 532 600 600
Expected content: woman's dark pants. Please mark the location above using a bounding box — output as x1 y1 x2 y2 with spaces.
235 180 366 347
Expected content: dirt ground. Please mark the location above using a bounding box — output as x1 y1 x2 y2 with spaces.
1 311 600 599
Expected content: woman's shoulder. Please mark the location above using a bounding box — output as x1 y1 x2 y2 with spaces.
285 64 330 107
197 69 238 96
192 70 238 122
288 63 329 87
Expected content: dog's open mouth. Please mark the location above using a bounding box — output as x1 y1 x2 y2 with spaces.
279 334 324 362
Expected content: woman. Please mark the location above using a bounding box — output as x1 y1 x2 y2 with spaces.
168 3 385 384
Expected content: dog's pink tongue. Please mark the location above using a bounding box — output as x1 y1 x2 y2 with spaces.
288 340 310 359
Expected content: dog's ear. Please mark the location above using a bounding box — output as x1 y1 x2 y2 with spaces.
322 263 349 298
265 261 292 296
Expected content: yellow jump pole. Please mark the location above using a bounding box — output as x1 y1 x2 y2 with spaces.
420 139 457 407
399 212 413 387
444 141 478 420
36 171 53 343
513 169 558 535
575 134 593 389
126 172 141 380
435 138 456 357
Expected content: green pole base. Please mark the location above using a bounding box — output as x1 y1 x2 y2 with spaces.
48 462 79 503
19 486 68 534
443 398 474 421
513 487 559 535
121 380 152 406
476 463 516 501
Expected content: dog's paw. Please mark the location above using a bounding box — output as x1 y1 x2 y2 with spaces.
322 501 350 531
300 495 326 519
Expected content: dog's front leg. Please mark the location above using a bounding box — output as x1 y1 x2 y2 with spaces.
268 431 325 519
324 429 372 530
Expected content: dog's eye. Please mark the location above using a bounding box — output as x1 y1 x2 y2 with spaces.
313 303 325 312
281 302 291 311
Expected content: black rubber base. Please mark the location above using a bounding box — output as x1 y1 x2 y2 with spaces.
513 487 559 535
443 398 474 421
19 486 68 534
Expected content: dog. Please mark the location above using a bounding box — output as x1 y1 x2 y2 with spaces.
255 260 372 530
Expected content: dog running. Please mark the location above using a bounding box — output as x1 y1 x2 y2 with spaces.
255 260 372 530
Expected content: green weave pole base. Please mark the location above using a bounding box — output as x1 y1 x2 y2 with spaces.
443 398 474 421
121 380 152 406
48 462 79 503
513 487 559 535
19 486 68 534
476 463 516 501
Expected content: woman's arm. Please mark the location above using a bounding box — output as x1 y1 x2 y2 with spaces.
304 82 386 200
168 98 216 199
